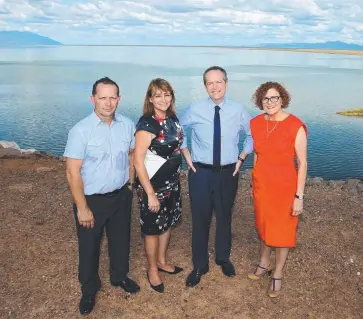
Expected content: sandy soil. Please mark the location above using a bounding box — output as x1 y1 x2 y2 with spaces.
0 157 362 319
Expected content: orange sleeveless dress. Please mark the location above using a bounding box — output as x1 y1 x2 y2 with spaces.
251 114 307 247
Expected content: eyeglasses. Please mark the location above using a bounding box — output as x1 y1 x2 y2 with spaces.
262 96 280 104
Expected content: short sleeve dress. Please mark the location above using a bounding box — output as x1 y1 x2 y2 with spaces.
135 114 184 235
251 114 307 247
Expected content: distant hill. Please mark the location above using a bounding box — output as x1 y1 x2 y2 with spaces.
261 41 363 51
0 31 62 45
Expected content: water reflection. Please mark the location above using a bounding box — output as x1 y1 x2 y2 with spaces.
0 46 362 179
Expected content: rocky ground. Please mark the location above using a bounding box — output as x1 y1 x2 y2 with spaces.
0 155 362 319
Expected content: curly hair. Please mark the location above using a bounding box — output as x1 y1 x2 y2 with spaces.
252 81 291 110
143 78 176 117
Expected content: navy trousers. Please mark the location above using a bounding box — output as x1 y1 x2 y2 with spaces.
73 186 133 296
188 165 239 269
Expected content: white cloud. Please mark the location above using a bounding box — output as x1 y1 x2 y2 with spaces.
0 0 362 45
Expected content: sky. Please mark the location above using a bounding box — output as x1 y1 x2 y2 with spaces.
0 0 362 45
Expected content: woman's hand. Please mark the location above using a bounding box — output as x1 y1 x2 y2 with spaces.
292 198 303 216
233 160 242 176
148 192 160 213
181 148 196 172
186 160 196 172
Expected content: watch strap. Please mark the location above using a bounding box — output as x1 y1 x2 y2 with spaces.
238 156 245 162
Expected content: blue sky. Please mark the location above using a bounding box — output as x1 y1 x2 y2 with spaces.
0 0 362 45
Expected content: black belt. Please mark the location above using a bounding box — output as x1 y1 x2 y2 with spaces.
93 184 127 197
194 162 236 171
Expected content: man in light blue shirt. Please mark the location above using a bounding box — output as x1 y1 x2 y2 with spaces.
64 77 140 315
180 66 253 287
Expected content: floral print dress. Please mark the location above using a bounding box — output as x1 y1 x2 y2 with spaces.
135 114 183 235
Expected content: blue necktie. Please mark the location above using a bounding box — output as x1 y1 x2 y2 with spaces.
213 105 221 168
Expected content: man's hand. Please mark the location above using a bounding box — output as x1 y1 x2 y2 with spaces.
77 207 95 228
127 183 134 192
233 160 243 176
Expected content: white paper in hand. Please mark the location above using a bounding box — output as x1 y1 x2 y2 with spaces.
145 149 167 179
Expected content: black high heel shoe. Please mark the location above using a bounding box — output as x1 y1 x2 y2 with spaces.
157 265 183 275
147 271 164 293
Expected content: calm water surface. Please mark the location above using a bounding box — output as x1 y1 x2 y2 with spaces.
0 46 362 180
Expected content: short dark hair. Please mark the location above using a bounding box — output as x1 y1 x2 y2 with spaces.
92 77 120 96
252 81 291 110
203 66 228 85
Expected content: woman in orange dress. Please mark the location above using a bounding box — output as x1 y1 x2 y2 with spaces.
247 82 308 298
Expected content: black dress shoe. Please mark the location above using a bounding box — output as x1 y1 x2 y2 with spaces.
79 295 95 315
147 271 164 293
216 260 236 277
158 265 183 275
185 265 209 288
112 276 140 293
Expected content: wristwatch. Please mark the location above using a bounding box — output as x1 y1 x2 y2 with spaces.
295 194 304 200
238 156 245 163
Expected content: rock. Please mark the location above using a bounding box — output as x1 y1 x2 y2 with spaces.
21 148 37 154
345 179 361 187
0 147 22 158
310 177 324 185
0 141 37 157
344 179 361 195
39 151 58 159
328 180 346 189
357 183 363 195
0 141 21 150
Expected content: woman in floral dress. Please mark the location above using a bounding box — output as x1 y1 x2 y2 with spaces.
133 78 194 293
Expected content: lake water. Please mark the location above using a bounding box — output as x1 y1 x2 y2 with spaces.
0 45 363 180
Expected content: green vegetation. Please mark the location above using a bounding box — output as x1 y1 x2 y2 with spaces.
337 108 363 117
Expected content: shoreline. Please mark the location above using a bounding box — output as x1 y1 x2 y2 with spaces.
337 108 363 117
3 44 363 56
1 141 362 185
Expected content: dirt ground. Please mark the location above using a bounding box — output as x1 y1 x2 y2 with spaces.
0 157 362 319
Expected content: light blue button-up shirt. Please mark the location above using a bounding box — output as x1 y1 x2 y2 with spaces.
180 97 253 165
64 112 135 195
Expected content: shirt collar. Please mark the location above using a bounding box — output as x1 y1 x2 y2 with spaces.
208 97 226 110
90 111 123 127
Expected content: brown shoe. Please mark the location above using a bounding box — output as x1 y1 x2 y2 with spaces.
247 264 273 280
268 277 283 298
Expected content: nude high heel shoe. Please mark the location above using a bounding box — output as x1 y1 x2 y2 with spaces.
268 277 283 298
247 264 273 280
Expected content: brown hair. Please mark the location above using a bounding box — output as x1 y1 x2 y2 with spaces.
252 81 291 110
143 78 176 117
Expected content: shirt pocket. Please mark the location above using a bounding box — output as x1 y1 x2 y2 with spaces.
114 138 131 170
86 138 108 158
